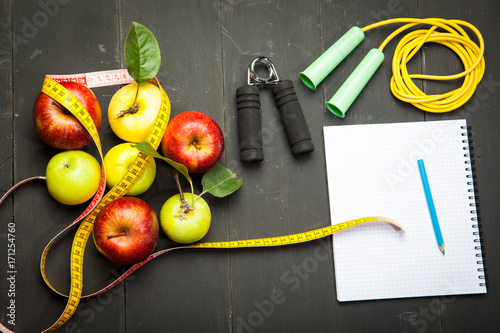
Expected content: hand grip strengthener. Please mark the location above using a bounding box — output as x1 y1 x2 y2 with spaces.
236 56 314 163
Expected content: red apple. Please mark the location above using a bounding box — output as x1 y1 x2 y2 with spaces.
33 81 102 149
93 197 159 266
161 111 224 174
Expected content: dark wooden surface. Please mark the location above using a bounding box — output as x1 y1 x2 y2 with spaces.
1 0 499 332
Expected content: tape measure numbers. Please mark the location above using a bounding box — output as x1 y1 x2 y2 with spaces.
190 216 404 248
38 75 171 332
43 216 405 302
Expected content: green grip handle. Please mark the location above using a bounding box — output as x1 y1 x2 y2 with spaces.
326 48 385 118
299 26 365 91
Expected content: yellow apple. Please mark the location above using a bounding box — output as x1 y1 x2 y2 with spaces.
107 82 163 143
104 143 156 196
46 150 102 205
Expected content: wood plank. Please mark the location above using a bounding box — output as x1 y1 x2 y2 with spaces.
118 1 231 332
318 1 448 333
419 1 500 332
0 1 14 332
0 0 12 193
221 0 337 332
9 0 124 331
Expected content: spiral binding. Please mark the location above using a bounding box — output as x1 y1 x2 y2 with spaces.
462 125 486 287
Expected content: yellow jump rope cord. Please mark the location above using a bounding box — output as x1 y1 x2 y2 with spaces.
362 18 485 113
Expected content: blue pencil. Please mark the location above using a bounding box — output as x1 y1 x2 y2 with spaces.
417 159 445 255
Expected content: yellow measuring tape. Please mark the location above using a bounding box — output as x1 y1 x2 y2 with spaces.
44 217 404 300
2 73 404 333
38 75 171 332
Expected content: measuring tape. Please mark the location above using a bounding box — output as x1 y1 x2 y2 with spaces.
44 216 405 302
47 68 134 88
1 70 404 333
36 72 171 332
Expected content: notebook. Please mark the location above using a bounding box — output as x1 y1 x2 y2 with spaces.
323 119 486 302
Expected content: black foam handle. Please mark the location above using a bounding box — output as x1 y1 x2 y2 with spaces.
272 80 314 155
236 85 264 162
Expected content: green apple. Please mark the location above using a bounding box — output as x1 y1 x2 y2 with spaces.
104 143 156 196
160 193 211 244
46 150 102 205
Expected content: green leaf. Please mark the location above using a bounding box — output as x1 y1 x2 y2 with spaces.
133 142 192 185
124 22 161 84
201 163 243 198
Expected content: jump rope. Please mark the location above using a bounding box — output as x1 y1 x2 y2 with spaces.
300 17 485 117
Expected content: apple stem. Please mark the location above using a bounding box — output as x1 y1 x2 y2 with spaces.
107 232 126 239
192 141 202 151
51 100 66 112
173 170 195 216
115 83 141 119
115 103 139 119
173 170 189 207
134 82 140 104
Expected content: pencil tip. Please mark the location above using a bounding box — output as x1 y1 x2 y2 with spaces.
439 244 445 255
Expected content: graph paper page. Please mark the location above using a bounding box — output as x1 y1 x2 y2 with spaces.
323 120 485 302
